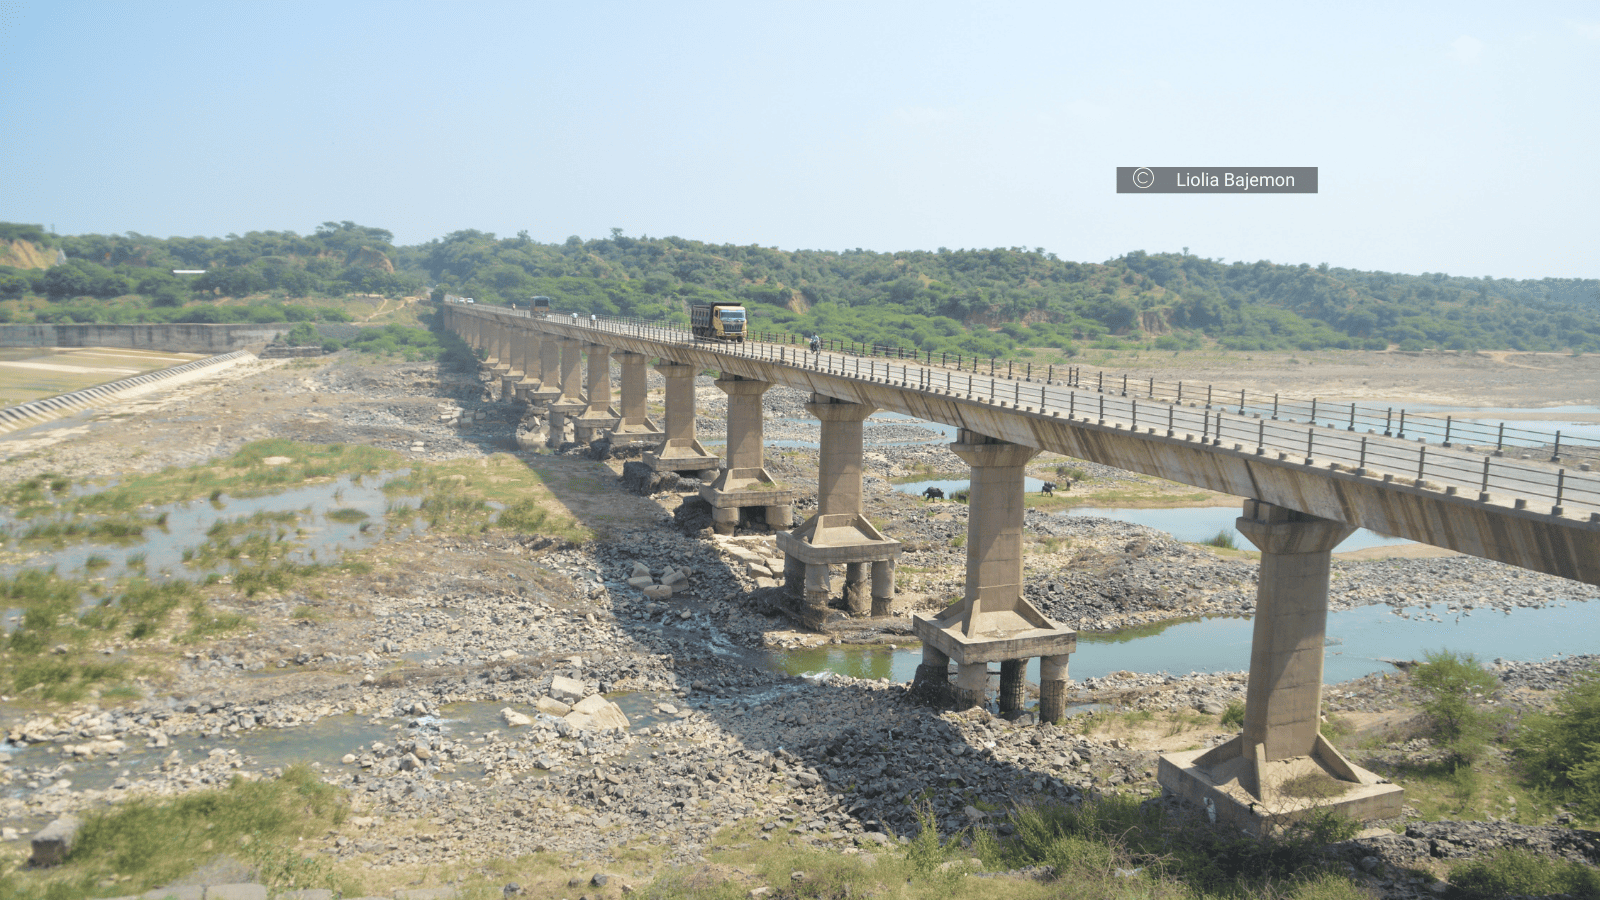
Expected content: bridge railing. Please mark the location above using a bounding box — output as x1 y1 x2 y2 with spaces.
471 307 1600 517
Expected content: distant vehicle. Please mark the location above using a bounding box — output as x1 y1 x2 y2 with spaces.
531 296 552 317
464 298 475 304
690 302 746 343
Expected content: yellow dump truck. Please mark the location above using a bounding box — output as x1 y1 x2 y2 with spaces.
690 302 746 343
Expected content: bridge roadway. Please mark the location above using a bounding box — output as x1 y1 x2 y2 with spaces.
447 304 1596 830
461 307 1600 584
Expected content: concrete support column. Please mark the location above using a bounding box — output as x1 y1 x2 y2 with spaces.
615 352 650 429
949 429 1039 636
802 564 831 631
765 504 792 529
1237 500 1355 763
809 395 875 516
844 562 870 616
501 325 527 398
557 340 585 405
1039 654 1070 724
870 559 895 616
657 362 697 446
583 344 612 417
517 330 545 394
539 333 562 389
489 321 510 373
546 409 567 448
718 376 770 471
910 643 953 706
784 555 805 598
999 659 1026 717
953 661 987 710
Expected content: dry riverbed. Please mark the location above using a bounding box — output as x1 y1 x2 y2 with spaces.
0 349 1596 898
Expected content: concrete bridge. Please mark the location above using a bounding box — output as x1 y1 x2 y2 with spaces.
444 303 1600 831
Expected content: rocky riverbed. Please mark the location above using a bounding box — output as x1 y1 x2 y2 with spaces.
2 354 1597 897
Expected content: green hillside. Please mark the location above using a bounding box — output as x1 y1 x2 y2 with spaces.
3 222 1597 355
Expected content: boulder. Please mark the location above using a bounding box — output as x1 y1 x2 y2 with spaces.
549 675 586 703
501 708 533 727
29 815 78 867
536 696 571 717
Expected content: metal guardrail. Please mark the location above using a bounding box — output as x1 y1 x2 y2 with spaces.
464 307 1600 520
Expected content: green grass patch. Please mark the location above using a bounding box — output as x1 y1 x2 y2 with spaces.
1203 529 1238 550
1449 847 1600 899
0 765 350 900
325 507 369 523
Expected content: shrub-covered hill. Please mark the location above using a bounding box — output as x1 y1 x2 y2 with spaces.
4 221 1598 356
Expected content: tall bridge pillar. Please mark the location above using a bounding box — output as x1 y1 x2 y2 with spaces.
911 429 1077 721
525 330 563 406
1158 500 1402 832
573 344 621 443
642 362 718 473
512 328 545 401
500 322 528 400
487 320 511 376
699 375 797 534
609 352 664 447
546 338 588 448
777 395 901 628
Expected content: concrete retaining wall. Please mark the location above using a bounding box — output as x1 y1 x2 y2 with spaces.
0 323 294 353
0 351 252 436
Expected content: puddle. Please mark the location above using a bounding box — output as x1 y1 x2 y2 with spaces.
0 472 426 586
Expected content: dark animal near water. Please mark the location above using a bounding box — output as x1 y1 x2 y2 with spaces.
922 486 945 501
1041 482 1057 496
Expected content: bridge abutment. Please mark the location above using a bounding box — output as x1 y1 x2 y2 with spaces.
911 429 1077 722
643 362 718 473
700 375 796 534
777 394 901 625
1157 500 1403 833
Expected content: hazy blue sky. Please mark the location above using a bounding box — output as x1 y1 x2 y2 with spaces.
2 1 1595 279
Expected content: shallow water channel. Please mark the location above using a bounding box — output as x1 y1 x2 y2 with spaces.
0 472 422 585
770 599 1598 692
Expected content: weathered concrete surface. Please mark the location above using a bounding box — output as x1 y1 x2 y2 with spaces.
1157 500 1403 832
643 361 717 473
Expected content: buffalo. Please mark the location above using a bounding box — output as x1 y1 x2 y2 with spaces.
1040 482 1057 496
922 486 945 501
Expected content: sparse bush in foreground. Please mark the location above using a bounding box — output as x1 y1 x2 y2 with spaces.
1413 648 1503 769
1515 663 1600 820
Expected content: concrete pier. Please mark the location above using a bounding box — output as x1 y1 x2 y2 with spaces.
1157 500 1403 832
912 429 1076 719
488 321 511 376
525 332 563 406
643 361 719 474
500 323 528 400
512 327 544 401
547 339 588 448
699 375 797 533
573 344 620 443
609 351 664 447
777 394 901 628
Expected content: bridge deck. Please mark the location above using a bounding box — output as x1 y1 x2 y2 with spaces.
465 309 1600 586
